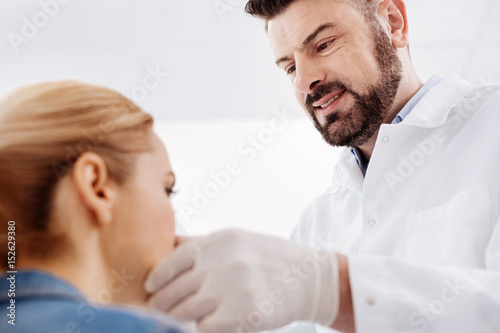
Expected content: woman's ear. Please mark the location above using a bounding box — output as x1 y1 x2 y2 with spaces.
378 0 409 49
72 152 117 227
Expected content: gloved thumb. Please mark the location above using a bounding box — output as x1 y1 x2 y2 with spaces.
145 235 200 293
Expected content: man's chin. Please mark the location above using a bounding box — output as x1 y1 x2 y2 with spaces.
320 124 372 148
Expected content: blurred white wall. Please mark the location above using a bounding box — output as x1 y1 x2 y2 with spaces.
156 116 341 238
0 0 498 238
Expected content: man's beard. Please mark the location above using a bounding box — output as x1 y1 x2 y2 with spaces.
305 22 403 148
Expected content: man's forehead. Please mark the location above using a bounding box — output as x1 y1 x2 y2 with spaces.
268 1 347 51
268 11 316 42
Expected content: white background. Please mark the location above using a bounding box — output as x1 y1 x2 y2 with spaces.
1 0 498 239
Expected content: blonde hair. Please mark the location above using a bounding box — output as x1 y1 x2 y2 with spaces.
0 81 154 268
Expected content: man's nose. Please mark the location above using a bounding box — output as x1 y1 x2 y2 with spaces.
293 58 325 94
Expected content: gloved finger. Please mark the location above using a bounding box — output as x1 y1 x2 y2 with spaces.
148 270 203 312
168 292 219 322
144 239 202 293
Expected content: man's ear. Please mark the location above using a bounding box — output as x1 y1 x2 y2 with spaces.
378 0 409 49
72 152 117 227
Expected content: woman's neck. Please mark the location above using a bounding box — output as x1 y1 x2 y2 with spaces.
18 247 148 308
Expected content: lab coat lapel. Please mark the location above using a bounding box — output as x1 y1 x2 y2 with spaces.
402 74 474 129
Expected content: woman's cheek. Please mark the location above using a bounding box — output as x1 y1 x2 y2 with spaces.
162 206 176 254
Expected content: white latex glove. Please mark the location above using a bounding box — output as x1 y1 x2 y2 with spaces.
144 229 339 333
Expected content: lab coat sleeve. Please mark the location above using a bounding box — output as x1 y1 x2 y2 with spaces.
290 210 307 244
348 216 500 333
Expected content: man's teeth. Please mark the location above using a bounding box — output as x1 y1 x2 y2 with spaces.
320 92 343 108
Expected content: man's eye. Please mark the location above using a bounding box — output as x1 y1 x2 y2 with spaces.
317 40 333 52
286 65 296 75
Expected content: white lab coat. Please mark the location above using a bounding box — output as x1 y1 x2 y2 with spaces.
291 75 500 333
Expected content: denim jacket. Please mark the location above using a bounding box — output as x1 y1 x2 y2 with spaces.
0 270 187 333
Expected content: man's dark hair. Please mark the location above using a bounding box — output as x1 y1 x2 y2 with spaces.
244 0 295 20
244 0 410 52
245 0 377 29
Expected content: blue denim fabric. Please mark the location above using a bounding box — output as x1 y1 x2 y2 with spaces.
0 270 187 333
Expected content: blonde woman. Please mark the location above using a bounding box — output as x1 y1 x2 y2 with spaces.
0 81 187 333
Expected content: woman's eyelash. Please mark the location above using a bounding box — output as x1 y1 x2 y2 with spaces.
165 187 178 196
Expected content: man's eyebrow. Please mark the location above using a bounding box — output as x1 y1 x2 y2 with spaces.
302 23 336 48
274 23 337 68
275 55 292 68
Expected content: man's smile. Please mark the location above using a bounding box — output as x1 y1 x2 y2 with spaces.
312 89 346 118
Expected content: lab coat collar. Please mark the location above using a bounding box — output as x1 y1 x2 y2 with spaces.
330 74 474 190
400 74 474 128
330 148 364 195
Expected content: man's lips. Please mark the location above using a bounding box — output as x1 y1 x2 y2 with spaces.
312 89 346 109
311 89 346 118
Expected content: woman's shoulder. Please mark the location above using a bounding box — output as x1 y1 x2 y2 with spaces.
89 303 187 333
0 270 187 333
0 299 187 333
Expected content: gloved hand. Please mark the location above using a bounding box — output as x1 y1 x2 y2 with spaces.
144 229 340 333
